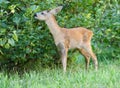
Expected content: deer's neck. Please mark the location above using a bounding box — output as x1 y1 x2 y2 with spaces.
45 15 61 36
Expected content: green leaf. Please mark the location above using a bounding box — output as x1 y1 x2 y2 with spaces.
0 0 9 4
0 50 3 55
26 48 31 54
13 17 21 25
30 5 39 11
13 31 18 41
4 43 10 49
0 39 6 46
8 38 15 46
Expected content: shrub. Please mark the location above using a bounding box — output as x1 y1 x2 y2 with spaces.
0 0 119 69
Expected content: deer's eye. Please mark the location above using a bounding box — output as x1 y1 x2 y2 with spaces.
41 12 44 15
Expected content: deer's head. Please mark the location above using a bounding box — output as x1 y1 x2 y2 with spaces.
34 6 63 21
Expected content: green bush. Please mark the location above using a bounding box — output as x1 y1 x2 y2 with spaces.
0 0 120 68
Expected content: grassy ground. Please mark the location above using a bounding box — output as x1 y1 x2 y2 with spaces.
0 59 120 88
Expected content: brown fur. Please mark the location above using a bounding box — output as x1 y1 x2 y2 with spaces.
35 6 98 72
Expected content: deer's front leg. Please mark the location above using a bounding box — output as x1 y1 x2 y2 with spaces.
57 43 68 72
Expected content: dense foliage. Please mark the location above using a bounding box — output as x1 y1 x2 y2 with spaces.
0 0 120 68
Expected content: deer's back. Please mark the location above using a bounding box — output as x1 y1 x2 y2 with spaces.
60 27 93 49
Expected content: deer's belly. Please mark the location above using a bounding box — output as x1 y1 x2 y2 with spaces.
69 39 82 49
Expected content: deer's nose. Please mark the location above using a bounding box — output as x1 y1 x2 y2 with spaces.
34 13 37 17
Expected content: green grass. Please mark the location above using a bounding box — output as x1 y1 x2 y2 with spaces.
0 59 120 88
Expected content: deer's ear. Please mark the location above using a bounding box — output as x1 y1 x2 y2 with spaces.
50 6 63 15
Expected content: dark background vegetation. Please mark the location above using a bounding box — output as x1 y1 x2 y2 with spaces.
0 0 120 71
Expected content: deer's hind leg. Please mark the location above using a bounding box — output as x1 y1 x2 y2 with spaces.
83 44 98 70
57 43 68 72
79 49 90 70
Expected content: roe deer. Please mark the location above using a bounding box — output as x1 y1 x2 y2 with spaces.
34 6 98 72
